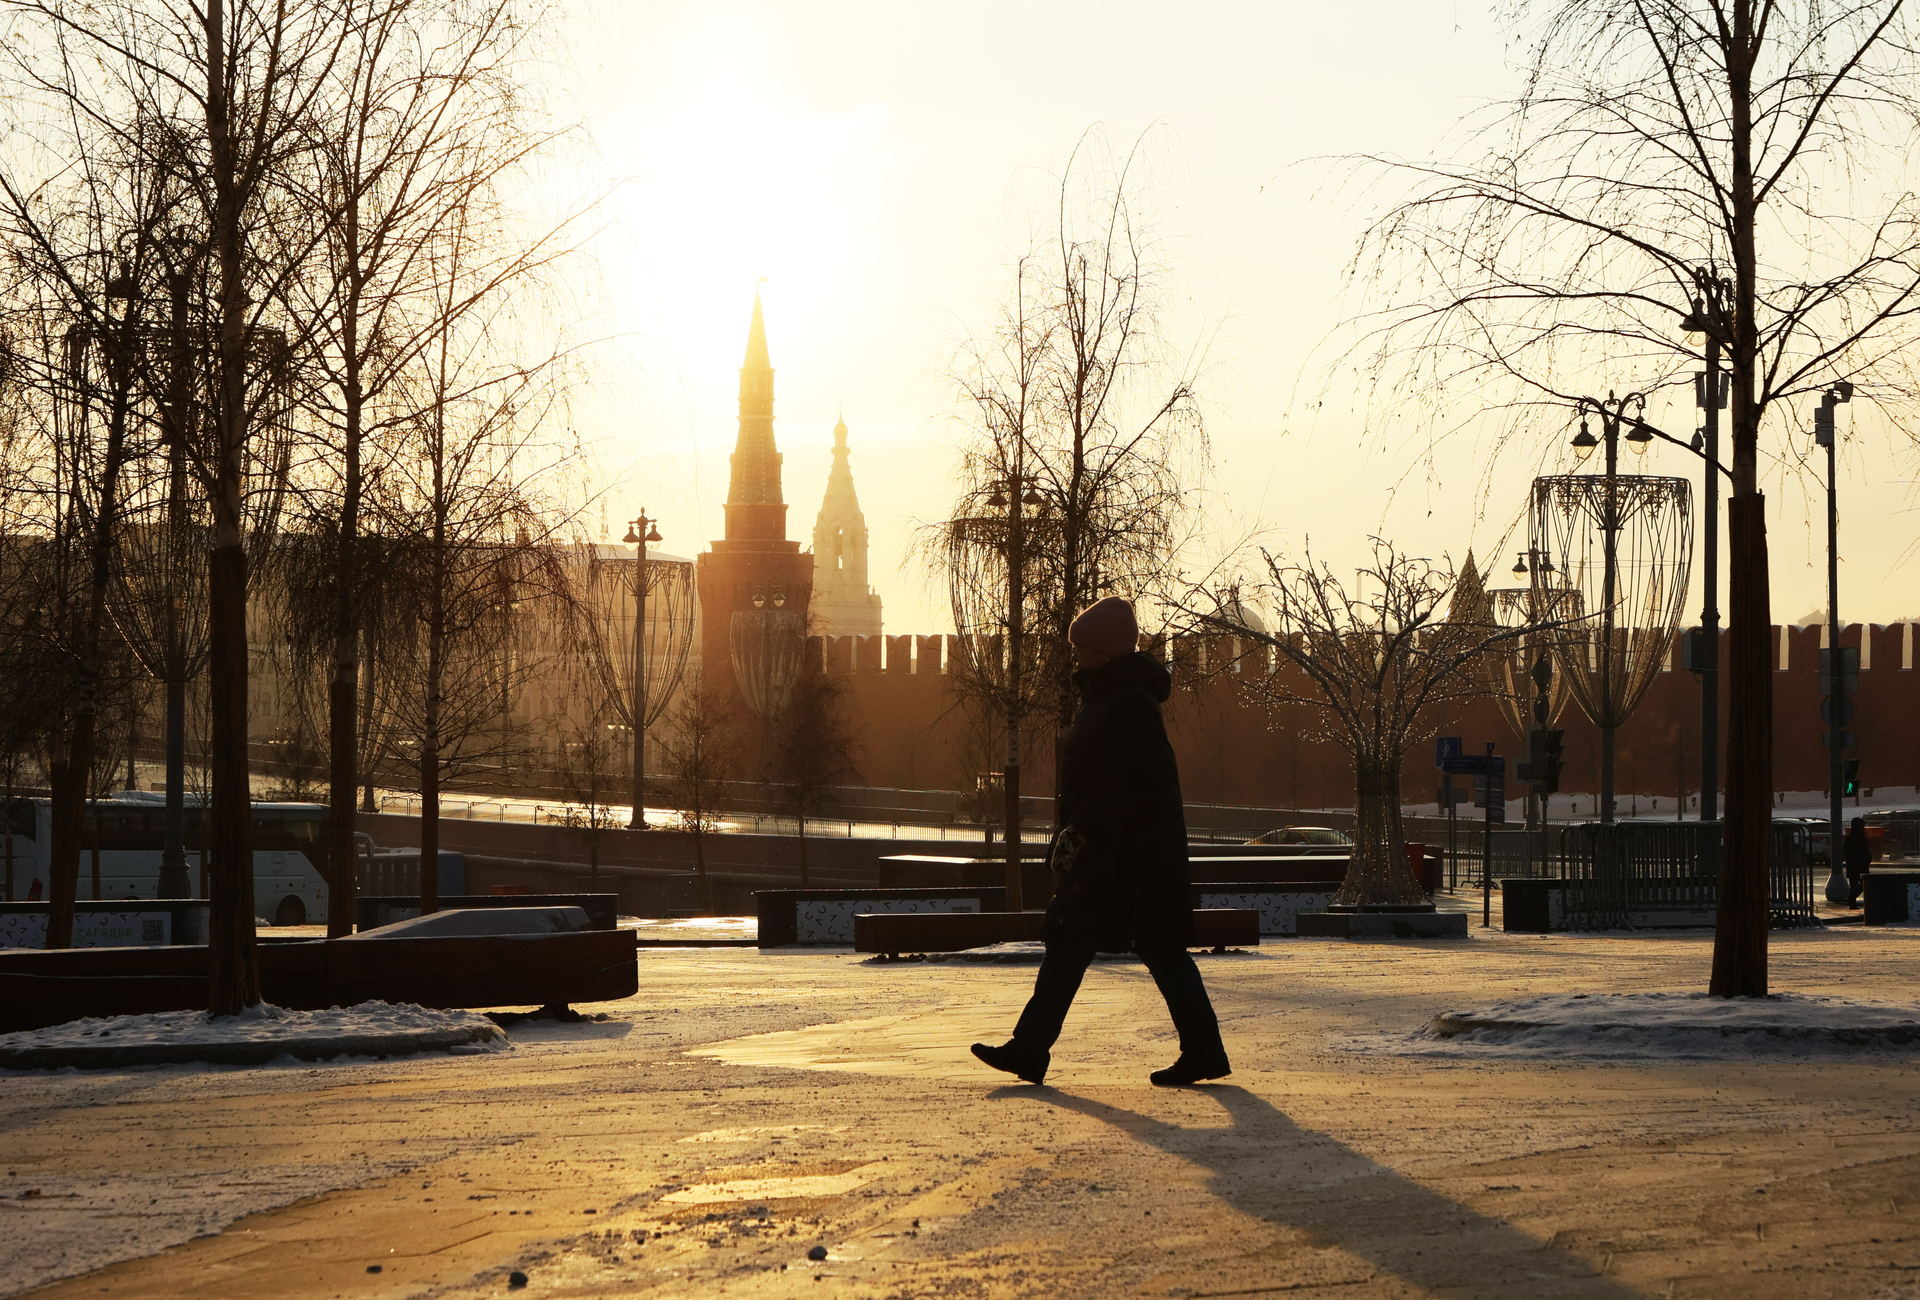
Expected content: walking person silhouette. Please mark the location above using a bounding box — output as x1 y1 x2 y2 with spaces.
971 596 1230 1087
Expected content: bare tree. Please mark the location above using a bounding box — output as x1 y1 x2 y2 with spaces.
274 0 562 937
551 696 624 890
558 542 695 828
0 129 187 945
657 674 739 915
380 200 578 915
935 128 1206 898
1346 1 1920 994
770 666 859 887
1193 539 1552 906
0 0 358 1008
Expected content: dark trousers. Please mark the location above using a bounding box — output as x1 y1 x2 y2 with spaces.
1012 940 1224 1058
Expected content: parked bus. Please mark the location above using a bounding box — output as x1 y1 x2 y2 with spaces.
3 794 330 926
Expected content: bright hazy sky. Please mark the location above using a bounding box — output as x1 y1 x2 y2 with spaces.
554 0 1920 635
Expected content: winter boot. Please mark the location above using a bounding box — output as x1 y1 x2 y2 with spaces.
970 1040 1049 1085
1149 1050 1231 1086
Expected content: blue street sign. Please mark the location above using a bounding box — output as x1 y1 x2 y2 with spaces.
1442 754 1504 777
1435 736 1462 769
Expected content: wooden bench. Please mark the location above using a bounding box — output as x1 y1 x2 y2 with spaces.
0 929 639 1033
853 908 1260 956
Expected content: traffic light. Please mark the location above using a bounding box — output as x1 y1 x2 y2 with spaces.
1517 727 1566 794
1843 759 1860 798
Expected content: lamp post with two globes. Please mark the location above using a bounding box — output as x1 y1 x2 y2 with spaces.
1567 390 1654 825
1680 273 1732 822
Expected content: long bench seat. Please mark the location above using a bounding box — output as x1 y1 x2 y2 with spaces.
852 908 1260 957
0 928 638 1033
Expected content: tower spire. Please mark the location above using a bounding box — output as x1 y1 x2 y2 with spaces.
811 411 883 637
724 284 785 540
743 282 770 369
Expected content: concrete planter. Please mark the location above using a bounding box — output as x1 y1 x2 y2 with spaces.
1296 908 1470 939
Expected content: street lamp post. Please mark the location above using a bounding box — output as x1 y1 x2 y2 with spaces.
1814 384 1854 900
622 513 662 831
985 473 1045 911
1509 547 1558 837
1680 273 1731 823
154 238 204 899
1568 390 1653 824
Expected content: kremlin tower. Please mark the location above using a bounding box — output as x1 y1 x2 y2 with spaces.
695 290 814 697
808 414 884 637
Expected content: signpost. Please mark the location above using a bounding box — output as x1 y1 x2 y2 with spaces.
1436 737 1462 889
1442 745 1505 927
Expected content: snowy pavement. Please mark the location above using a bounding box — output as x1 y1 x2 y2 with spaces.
6 925 1920 1299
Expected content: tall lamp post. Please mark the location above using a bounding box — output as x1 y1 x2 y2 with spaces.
1508 546 1558 835
1815 383 1854 900
154 235 205 898
985 473 1044 911
1567 390 1654 824
1680 273 1731 823
623 513 662 830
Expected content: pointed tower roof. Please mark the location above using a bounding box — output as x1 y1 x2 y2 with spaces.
723 286 787 537
823 413 859 508
743 285 771 369
811 412 882 637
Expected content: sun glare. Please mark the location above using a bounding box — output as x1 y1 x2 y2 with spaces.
591 48 889 423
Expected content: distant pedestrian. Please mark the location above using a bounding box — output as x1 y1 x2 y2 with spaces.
1844 816 1871 905
970 596 1230 1088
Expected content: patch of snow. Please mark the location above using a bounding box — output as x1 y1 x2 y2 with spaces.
1333 991 1920 1060
0 1000 508 1057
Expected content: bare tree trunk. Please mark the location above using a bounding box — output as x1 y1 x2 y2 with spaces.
1713 496 1771 995
205 0 260 1014
326 235 365 937
419 609 443 916
206 536 258 1010
693 827 710 914
1710 0 1770 998
359 621 379 813
1336 749 1422 906
48 334 136 946
4 764 13 901
89 791 101 900
45 728 87 947
419 505 446 916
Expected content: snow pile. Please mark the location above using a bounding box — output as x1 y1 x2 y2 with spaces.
1340 991 1920 1060
0 1000 507 1066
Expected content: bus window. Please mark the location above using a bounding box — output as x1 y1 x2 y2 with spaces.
6 799 34 841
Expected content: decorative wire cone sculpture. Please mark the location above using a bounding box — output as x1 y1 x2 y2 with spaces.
1486 588 1575 736
942 510 1059 718
1449 554 1573 741
730 609 806 719
1531 475 1692 732
109 477 212 688
1531 473 1692 928
582 546 695 736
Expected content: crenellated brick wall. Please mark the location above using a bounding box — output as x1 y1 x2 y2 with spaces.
806 624 1920 809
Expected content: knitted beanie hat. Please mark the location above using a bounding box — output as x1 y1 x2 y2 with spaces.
1068 596 1139 660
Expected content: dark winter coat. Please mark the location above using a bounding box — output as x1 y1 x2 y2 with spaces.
1044 651 1194 953
1844 825 1872 875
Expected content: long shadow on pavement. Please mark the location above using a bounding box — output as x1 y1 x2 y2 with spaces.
1016 1084 1647 1299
